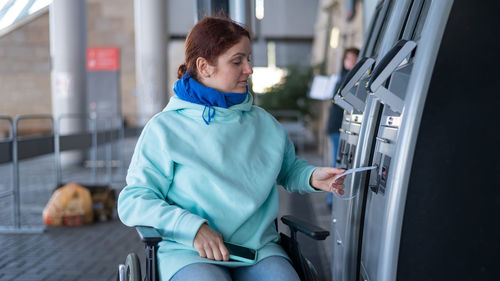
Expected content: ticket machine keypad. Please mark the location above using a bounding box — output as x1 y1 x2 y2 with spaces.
368 152 391 195
379 155 391 193
348 145 356 169
338 141 350 169
337 139 346 165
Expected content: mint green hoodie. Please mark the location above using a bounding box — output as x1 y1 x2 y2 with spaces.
117 94 319 280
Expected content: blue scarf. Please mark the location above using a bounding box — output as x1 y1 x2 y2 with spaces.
173 72 248 125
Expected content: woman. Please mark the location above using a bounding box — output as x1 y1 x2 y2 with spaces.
118 16 345 281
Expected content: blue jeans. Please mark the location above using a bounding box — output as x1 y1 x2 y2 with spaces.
329 133 340 168
169 256 300 281
327 133 340 206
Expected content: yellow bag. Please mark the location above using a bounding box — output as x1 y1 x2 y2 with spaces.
42 183 94 226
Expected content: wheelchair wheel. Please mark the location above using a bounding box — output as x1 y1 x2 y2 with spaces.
124 253 142 281
304 257 320 281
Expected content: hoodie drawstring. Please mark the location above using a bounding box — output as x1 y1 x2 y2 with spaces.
202 105 216 125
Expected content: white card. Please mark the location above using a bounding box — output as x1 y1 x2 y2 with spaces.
333 165 378 200
334 165 378 182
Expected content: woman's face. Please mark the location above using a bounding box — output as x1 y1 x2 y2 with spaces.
201 37 253 93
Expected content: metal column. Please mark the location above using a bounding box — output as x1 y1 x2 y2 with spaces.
229 0 251 25
134 0 168 126
49 0 88 165
196 0 229 21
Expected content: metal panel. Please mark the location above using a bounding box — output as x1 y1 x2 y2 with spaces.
375 1 453 280
0 141 11 163
87 71 121 117
0 129 129 165
358 1 454 281
333 230 345 281
59 133 92 151
0 116 12 163
17 136 54 160
330 0 416 280
395 0 499 279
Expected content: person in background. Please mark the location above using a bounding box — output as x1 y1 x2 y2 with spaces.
118 16 346 281
326 47 359 209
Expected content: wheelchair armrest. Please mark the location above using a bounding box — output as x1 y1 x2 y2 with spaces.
281 215 330 240
135 226 162 245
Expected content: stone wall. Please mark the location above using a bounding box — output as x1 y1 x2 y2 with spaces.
0 0 137 135
0 11 51 136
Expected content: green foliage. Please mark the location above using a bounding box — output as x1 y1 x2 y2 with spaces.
255 65 314 119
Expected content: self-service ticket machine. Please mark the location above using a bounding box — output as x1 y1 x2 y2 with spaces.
359 1 432 280
331 63 375 281
329 1 406 280
360 38 418 281
357 0 499 280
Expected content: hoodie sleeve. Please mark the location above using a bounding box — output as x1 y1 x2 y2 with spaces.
117 117 207 247
277 135 321 194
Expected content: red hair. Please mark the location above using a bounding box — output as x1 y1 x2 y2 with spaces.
177 16 251 79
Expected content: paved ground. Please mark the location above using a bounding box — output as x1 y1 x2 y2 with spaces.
0 221 143 281
0 137 333 281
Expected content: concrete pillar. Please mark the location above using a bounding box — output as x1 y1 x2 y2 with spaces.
196 0 229 21
49 0 87 164
134 0 168 125
229 0 251 25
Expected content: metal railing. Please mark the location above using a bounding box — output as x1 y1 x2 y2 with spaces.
55 113 98 186
1 114 55 233
0 113 142 234
95 114 125 184
0 116 14 227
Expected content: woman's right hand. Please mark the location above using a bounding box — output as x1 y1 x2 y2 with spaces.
193 223 230 261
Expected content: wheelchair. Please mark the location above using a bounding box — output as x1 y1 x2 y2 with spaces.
117 215 330 281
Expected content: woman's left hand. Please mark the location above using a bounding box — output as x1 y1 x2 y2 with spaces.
310 167 346 195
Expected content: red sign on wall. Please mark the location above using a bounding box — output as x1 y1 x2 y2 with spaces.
87 47 120 71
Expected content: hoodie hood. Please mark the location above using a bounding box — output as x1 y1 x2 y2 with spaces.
163 93 254 123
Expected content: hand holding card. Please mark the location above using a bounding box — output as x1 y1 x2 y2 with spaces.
333 165 378 200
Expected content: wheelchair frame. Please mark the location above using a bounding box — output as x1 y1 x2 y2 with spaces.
118 215 329 281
